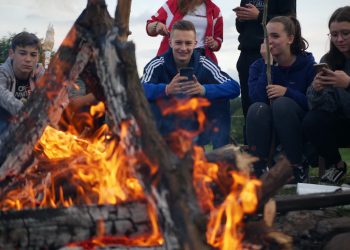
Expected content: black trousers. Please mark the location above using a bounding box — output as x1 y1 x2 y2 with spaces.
303 110 350 166
236 50 261 118
246 97 305 169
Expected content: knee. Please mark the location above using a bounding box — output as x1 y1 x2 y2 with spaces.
247 102 270 121
271 97 295 118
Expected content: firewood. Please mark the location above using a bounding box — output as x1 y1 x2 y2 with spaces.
274 190 350 213
0 202 158 250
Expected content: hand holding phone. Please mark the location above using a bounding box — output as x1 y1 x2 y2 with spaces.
179 67 194 82
233 7 241 12
313 63 329 74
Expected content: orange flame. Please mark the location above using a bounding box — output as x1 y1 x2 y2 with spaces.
0 102 163 246
1 96 262 249
158 97 210 156
193 146 261 250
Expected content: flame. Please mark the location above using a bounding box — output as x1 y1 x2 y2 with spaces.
1 95 262 249
158 97 210 156
0 102 163 246
193 146 261 250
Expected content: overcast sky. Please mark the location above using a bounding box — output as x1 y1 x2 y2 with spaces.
0 0 349 79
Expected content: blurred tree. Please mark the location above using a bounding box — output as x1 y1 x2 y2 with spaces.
0 33 15 63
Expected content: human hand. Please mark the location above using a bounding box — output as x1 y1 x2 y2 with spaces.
156 22 169 36
234 4 260 21
266 84 287 99
317 69 350 89
181 75 205 97
311 72 327 92
165 73 188 96
260 43 273 65
205 36 218 50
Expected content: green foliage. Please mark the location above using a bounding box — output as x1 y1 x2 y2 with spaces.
0 33 15 64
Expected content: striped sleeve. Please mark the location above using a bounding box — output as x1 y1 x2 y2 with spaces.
141 57 167 101
199 56 240 100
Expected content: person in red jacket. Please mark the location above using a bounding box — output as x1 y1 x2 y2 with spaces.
146 0 223 64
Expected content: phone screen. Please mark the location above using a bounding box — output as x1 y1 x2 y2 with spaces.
179 67 194 81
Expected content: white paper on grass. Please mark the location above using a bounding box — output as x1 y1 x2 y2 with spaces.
297 183 350 195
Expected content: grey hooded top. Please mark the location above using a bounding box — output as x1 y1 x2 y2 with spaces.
0 57 44 115
307 57 350 118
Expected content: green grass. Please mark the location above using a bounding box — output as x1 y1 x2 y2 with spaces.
340 148 350 165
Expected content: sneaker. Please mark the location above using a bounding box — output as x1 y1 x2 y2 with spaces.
293 164 309 183
320 162 347 184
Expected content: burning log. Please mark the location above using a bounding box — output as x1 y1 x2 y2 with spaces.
0 0 296 249
0 0 210 249
0 4 102 184
206 145 294 208
0 202 158 250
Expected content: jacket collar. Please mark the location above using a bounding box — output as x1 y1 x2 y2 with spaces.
162 48 201 75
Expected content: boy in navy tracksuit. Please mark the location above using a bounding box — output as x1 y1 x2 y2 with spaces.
141 20 240 148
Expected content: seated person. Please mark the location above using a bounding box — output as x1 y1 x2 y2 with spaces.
141 20 240 149
0 32 44 133
246 16 316 181
303 6 350 184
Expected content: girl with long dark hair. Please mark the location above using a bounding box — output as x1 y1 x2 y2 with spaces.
303 6 350 184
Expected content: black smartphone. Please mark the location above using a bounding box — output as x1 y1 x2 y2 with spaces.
313 63 329 73
232 7 241 12
179 67 194 81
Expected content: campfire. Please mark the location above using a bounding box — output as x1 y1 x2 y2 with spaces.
0 1 304 250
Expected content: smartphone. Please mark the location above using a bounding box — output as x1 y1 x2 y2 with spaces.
313 63 329 73
232 7 241 12
179 67 194 81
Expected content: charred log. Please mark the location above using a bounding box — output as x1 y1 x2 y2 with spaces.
274 190 350 213
0 202 157 250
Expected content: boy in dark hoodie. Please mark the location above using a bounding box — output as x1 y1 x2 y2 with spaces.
0 32 44 133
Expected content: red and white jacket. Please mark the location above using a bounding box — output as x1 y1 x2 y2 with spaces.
146 0 223 64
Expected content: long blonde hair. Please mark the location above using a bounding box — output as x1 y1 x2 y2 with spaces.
177 0 205 15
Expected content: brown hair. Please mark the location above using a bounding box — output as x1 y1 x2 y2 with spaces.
171 19 196 36
177 0 205 15
269 16 309 55
324 6 350 70
11 31 41 51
